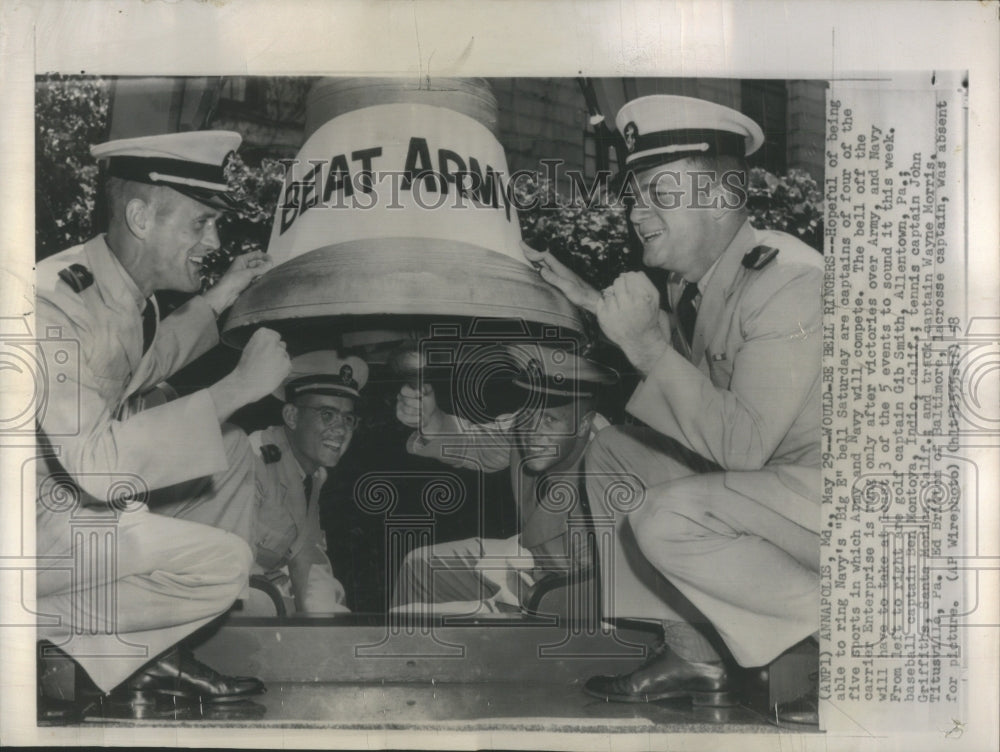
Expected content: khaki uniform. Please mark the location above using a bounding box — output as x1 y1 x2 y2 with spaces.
35 237 254 693
246 425 347 613
249 426 326 570
394 413 608 609
588 220 823 667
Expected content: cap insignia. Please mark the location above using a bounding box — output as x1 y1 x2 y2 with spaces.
623 121 639 154
339 364 357 390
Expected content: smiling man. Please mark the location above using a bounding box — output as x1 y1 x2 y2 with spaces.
247 351 368 615
391 346 616 613
524 95 823 724
36 131 290 719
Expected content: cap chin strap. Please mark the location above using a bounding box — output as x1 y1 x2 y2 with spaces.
626 142 711 164
148 172 230 192
626 128 747 165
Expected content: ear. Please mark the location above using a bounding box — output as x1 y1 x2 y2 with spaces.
124 197 153 238
577 410 595 436
281 403 299 430
709 182 731 221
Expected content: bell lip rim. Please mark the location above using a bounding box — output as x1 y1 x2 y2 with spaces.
220 310 588 350
223 238 584 334
221 309 587 346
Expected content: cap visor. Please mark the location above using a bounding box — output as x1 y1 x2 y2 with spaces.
614 148 726 198
168 185 244 212
511 382 580 408
271 385 362 403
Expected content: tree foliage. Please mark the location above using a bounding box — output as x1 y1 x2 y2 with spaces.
198 154 287 284
747 167 824 251
514 173 639 290
35 74 111 259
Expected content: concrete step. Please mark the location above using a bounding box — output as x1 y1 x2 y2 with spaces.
192 616 659 684
77 681 781 732
40 617 817 731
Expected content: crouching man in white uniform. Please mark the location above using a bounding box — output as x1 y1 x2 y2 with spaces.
526 95 822 725
35 131 290 720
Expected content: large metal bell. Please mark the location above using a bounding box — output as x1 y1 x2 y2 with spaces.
221 77 583 351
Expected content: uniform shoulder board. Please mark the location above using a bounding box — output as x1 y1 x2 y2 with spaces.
742 245 780 270
259 444 281 464
57 263 94 293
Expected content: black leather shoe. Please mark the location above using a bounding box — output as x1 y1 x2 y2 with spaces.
584 644 736 706
115 646 265 704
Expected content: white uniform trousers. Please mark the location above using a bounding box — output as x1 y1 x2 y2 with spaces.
392 534 537 613
145 424 259 549
37 426 257 693
586 425 819 667
36 507 252 694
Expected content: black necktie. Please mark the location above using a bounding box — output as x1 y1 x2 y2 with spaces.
141 299 157 354
676 282 700 346
303 474 314 507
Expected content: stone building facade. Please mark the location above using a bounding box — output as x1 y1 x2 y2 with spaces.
205 76 827 182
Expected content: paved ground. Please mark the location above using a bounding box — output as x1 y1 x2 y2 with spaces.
72 681 809 733
41 622 819 734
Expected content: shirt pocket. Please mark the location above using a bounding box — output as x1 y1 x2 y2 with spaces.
707 349 734 390
87 344 134 408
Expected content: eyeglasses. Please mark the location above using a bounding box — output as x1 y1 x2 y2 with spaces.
297 405 361 430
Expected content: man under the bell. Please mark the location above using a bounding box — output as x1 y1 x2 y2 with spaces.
524 95 822 721
391 346 616 613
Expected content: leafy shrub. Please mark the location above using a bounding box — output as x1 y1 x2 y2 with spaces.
35 75 110 259
747 167 824 251
514 173 638 290
198 154 287 284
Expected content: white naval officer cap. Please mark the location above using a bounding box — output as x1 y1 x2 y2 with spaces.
510 344 618 407
90 131 242 210
274 350 370 403
615 95 764 176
